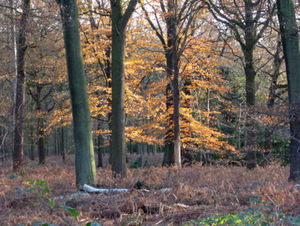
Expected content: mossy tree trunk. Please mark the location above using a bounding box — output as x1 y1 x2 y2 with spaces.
59 0 97 186
110 0 138 177
277 0 300 181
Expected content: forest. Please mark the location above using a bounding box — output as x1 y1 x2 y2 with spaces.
0 0 300 225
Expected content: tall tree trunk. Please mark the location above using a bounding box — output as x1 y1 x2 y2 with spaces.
110 0 137 177
60 126 66 162
29 126 34 160
36 86 46 164
13 0 30 171
163 83 175 165
162 0 181 167
277 0 300 181
104 47 112 163
37 113 46 164
59 0 97 186
97 115 104 168
59 84 66 162
110 1 126 177
104 46 113 166
243 1 257 170
10 0 18 136
244 49 257 170
173 70 181 168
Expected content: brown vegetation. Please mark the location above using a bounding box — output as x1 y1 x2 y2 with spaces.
0 154 299 225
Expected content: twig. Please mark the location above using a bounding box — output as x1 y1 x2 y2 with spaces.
33 183 73 226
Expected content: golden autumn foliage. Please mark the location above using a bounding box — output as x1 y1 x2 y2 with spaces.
57 0 237 154
14 0 241 156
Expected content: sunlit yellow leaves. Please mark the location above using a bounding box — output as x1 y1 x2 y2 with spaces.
64 0 237 153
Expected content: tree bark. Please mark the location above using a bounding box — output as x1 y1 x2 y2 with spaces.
277 0 300 181
59 84 66 162
110 0 126 177
161 0 181 168
243 1 257 170
110 0 137 177
97 115 104 168
59 0 97 186
173 58 181 168
35 85 46 164
60 126 66 162
163 84 175 165
10 0 18 138
37 113 46 164
13 0 30 171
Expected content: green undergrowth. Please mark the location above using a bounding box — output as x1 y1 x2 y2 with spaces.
10 174 102 226
184 198 300 226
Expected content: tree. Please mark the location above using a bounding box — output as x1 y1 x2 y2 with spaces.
23 0 69 162
260 35 286 152
110 0 138 177
57 0 97 186
13 0 31 171
27 81 54 165
277 0 300 181
140 0 203 167
205 0 276 169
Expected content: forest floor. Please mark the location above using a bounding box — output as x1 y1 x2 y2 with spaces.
0 153 299 226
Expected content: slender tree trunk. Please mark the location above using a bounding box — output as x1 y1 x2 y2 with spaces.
29 125 34 160
97 115 104 168
172 80 181 168
58 84 66 162
104 47 112 163
103 46 112 165
173 58 181 168
183 77 192 137
10 0 18 135
13 0 30 171
277 0 300 181
60 126 66 162
59 0 97 186
37 114 46 164
36 86 46 164
0 128 4 162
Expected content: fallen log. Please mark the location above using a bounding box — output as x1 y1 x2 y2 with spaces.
82 184 130 193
